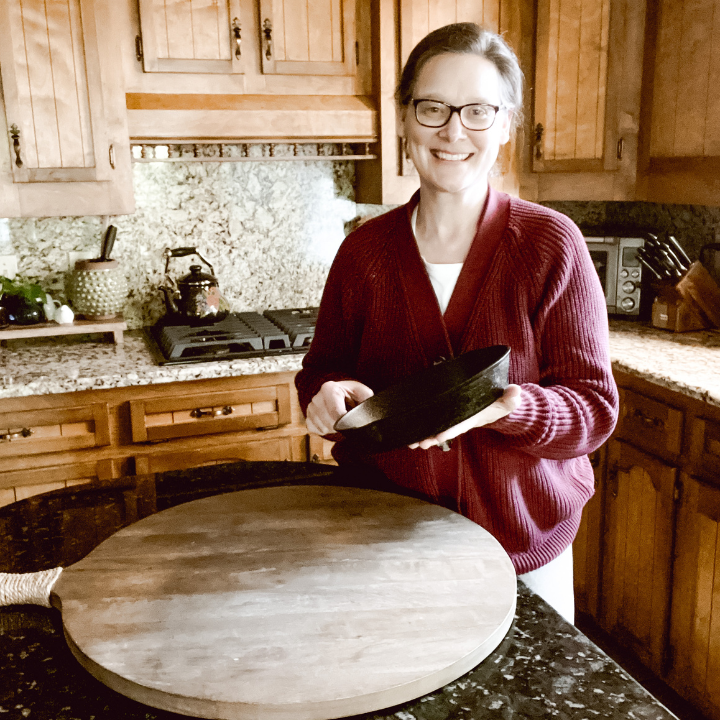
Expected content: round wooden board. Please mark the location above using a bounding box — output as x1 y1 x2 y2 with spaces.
53 485 517 720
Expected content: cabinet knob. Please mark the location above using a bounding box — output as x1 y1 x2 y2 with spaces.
263 19 273 60
0 427 33 442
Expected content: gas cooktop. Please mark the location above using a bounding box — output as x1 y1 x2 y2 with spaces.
145 308 318 365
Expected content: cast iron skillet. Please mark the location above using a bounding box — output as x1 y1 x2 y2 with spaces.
334 345 511 453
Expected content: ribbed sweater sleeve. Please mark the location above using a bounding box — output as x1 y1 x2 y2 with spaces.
487 203 618 458
295 219 378 412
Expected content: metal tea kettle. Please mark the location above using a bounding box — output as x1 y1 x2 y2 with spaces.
160 247 229 324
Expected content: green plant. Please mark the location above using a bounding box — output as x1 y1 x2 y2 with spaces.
0 276 47 304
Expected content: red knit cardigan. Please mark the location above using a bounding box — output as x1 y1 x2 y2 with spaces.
295 188 618 574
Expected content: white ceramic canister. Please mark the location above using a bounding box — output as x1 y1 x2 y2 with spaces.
67 259 128 320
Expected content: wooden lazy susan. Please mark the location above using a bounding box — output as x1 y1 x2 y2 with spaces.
50 485 517 719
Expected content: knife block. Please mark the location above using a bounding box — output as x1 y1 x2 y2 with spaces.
675 261 720 328
651 262 720 332
652 288 708 332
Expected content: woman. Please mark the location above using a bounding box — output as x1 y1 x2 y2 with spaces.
295 23 618 624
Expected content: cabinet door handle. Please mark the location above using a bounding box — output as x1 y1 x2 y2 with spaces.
109 144 116 169
9 124 23 168
608 463 633 498
190 406 234 419
263 19 272 60
631 408 664 429
0 428 33 442
534 123 544 160
232 18 241 59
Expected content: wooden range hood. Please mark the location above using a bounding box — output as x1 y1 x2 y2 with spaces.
126 94 377 144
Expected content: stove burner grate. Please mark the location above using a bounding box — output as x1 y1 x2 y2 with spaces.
147 308 318 365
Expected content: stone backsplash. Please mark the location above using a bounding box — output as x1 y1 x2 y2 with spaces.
1 157 392 329
542 200 720 265
3 157 720 330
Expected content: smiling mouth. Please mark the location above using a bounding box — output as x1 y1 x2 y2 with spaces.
432 150 472 161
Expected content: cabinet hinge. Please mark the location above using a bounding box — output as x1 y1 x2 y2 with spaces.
355 41 359 65
135 35 144 62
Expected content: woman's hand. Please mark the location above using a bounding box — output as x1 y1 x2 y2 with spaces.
409 384 523 450
306 380 375 436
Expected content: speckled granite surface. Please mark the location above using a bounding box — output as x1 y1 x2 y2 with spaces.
0 461 679 720
0 331 305 398
2 321 720 407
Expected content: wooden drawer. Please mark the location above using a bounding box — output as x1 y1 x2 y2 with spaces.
0 458 121 508
129 384 292 443
134 436 297 474
0 404 111 460
690 417 720 482
617 388 684 458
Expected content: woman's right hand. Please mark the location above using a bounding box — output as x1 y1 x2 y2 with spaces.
306 380 374 436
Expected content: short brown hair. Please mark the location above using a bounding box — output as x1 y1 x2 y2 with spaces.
396 22 524 131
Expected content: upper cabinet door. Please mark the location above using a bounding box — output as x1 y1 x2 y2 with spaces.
399 0 507 66
640 0 720 206
258 0 355 76
528 0 645 201
137 0 244 74
0 0 133 216
533 0 613 171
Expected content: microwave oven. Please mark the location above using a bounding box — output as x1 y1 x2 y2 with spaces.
584 236 645 316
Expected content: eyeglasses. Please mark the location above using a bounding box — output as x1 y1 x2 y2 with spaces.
412 99 503 131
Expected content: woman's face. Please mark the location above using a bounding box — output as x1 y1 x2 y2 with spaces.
398 52 512 197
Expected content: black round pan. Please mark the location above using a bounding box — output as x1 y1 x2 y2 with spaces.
334 345 511 453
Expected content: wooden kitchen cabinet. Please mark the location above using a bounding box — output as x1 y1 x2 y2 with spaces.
524 0 646 202
0 371 312 508
666 474 720 720
637 0 720 206
600 438 677 677
355 0 528 205
0 0 134 217
123 0 373 142
573 445 606 620
137 0 244 75
134 435 304 474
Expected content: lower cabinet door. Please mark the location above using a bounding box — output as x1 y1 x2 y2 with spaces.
667 474 720 720
308 434 337 465
600 439 677 676
134 436 299 474
573 445 606 621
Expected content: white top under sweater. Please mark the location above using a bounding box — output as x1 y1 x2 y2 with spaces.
411 206 463 314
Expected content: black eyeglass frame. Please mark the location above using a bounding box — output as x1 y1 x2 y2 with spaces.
411 99 504 131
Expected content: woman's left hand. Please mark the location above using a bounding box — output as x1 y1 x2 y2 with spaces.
409 384 523 450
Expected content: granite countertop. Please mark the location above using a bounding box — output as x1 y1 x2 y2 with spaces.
0 461 679 720
2 321 720 406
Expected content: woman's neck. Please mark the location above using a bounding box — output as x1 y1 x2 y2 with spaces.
414 184 489 264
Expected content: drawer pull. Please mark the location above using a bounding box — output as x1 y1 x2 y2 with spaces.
190 406 234 419
631 408 665 429
0 427 33 442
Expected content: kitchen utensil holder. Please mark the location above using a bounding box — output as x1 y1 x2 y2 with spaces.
651 261 720 332
67 259 127 320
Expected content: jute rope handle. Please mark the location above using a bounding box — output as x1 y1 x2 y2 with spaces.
0 568 63 607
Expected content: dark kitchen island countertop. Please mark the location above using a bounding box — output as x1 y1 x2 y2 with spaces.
0 460 678 720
